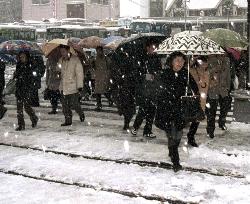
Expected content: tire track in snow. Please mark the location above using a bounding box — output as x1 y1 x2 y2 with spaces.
0 169 194 204
0 143 244 179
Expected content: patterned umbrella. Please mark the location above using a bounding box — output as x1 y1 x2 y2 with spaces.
156 34 225 55
0 40 42 55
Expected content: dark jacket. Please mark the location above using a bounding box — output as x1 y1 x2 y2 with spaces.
14 61 34 99
134 53 162 105
155 67 199 131
31 56 45 89
0 61 5 89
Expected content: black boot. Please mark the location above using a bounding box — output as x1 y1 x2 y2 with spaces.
61 117 72 126
31 115 38 128
15 125 25 131
171 145 182 172
0 106 7 120
187 135 198 147
80 113 85 122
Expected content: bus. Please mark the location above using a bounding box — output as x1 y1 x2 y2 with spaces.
46 25 108 40
61 18 94 26
0 24 36 41
129 19 193 37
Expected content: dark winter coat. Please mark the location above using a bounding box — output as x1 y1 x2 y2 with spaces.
31 56 45 89
134 53 162 106
155 67 199 131
110 52 137 116
14 61 34 100
0 61 5 90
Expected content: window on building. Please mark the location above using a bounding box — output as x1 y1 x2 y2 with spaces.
32 0 50 4
91 0 101 4
103 0 109 5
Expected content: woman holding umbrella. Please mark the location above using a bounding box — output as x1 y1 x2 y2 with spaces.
155 51 199 172
14 51 38 131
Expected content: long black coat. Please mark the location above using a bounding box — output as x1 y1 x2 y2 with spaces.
31 56 45 89
155 67 199 131
134 53 162 106
15 62 34 100
0 61 5 91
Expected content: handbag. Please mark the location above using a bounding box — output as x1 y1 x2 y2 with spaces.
181 95 205 122
3 78 16 96
180 60 205 122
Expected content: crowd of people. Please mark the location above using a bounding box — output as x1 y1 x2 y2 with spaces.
0 40 248 172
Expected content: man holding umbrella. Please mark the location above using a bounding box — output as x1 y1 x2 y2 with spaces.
58 44 85 126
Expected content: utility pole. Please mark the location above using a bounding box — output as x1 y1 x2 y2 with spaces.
183 0 190 30
247 0 250 89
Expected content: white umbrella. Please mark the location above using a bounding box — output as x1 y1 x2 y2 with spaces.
156 34 225 55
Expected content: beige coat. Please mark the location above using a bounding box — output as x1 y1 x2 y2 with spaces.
59 56 84 95
190 67 209 111
208 55 231 99
93 55 111 94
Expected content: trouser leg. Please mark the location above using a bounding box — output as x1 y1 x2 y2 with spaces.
71 93 84 119
206 98 218 135
23 97 37 125
50 90 59 111
133 106 145 130
187 121 200 141
167 122 182 166
218 95 231 126
17 99 25 127
61 94 72 124
143 103 156 134
96 94 102 108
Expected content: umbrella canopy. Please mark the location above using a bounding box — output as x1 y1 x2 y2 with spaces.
42 38 77 57
226 47 241 61
115 32 166 57
174 30 203 37
0 40 42 55
104 38 125 50
0 54 17 64
156 34 225 55
101 36 125 46
202 28 248 48
78 36 102 49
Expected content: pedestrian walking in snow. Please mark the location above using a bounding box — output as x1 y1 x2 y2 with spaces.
206 54 232 138
155 51 199 172
131 41 162 138
58 45 85 126
187 56 209 147
0 59 7 119
45 51 61 114
92 46 113 111
14 51 39 131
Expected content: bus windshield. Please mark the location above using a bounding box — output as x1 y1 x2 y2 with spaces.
0 24 36 41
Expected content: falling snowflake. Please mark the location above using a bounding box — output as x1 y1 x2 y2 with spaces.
124 140 130 152
4 132 9 137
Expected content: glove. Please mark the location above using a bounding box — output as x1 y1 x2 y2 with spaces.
78 88 83 93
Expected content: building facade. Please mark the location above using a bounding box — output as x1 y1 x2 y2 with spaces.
120 0 150 18
22 0 120 22
0 0 22 23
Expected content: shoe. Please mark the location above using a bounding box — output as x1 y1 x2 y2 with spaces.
31 116 38 128
108 101 113 107
95 106 102 112
188 139 198 147
207 133 214 139
15 126 25 131
61 122 72 126
173 163 182 172
143 133 156 139
123 124 129 130
80 115 85 122
219 124 227 130
48 110 57 114
131 128 137 136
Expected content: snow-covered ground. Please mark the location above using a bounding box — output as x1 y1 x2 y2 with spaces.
1 65 250 203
